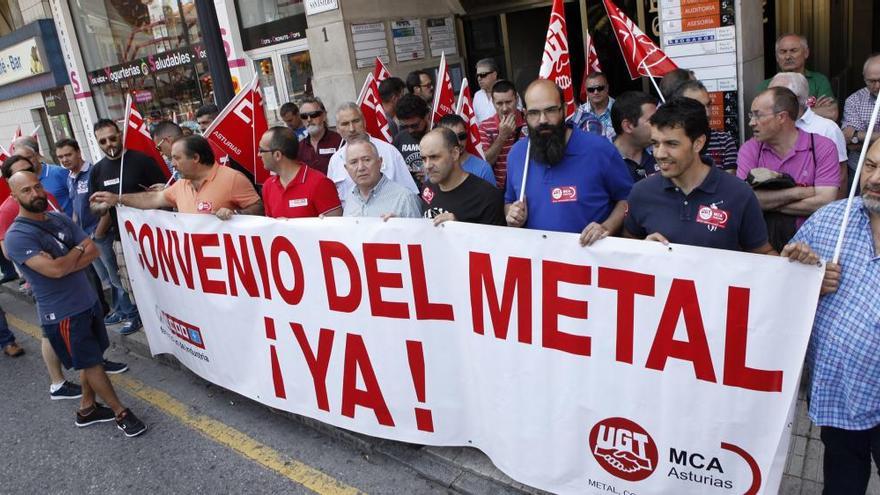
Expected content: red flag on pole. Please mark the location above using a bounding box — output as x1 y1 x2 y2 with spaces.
357 73 394 143
431 52 456 126
539 0 576 117
123 94 171 180
203 78 270 184
603 0 678 80
455 79 485 160
579 28 603 102
8 126 21 154
373 57 392 82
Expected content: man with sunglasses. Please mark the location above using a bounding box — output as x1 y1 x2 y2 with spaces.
437 114 496 186
573 72 615 141
393 94 432 186
297 97 342 176
473 58 500 123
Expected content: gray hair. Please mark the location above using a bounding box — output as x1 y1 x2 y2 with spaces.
299 96 326 112
13 136 38 154
865 53 880 75
769 72 809 111
336 101 362 117
775 33 808 51
476 58 498 72
344 133 379 159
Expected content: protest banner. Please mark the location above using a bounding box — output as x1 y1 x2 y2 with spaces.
117 208 822 494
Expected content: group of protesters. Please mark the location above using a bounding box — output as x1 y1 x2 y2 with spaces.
0 29 878 492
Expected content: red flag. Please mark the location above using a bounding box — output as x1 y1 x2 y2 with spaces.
373 57 392 82
123 95 171 180
539 0 576 117
203 78 270 184
579 28 603 102
431 52 456 126
603 0 678 80
8 126 21 154
455 79 485 160
357 73 393 143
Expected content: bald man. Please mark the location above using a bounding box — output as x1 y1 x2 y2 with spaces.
505 79 633 246
4 171 146 436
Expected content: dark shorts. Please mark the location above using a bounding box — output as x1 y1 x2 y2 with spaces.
42 302 108 370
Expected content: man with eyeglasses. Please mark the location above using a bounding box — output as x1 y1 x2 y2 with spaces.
406 70 434 105
572 72 615 141
327 102 418 207
297 97 342 176
479 79 526 190
88 119 167 335
736 87 839 250
505 80 632 244
393 94 432 186
842 54 880 190
437 114 496 186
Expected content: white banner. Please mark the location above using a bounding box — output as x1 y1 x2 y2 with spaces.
117 208 823 495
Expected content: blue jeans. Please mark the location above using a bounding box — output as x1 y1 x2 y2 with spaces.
0 305 14 348
95 235 137 319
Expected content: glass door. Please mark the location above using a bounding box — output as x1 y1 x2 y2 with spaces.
253 56 283 123
279 49 314 103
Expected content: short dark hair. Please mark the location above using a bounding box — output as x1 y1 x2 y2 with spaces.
378 77 405 103
659 68 696 99
1 155 33 179
649 97 710 146
265 126 299 160
611 91 658 135
395 93 429 120
54 138 80 152
279 102 299 116
764 86 800 122
671 80 708 100
586 71 607 83
406 70 432 93
438 113 466 128
93 118 119 134
195 104 219 119
151 120 183 140
173 135 215 165
490 79 517 98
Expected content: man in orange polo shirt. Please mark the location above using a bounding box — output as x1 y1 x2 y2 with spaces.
89 135 263 220
260 126 341 219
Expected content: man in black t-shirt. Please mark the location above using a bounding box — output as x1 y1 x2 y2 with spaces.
393 94 430 186
420 128 505 226
88 119 167 335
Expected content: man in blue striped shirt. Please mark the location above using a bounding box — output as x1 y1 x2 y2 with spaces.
342 134 422 219
788 138 880 493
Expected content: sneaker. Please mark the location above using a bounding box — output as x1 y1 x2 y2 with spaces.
0 272 18 284
75 403 116 427
50 381 83 400
104 312 125 325
2 342 24 357
118 316 142 336
103 359 129 374
115 409 147 437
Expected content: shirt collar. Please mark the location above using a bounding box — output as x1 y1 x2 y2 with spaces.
67 162 91 179
662 164 720 194
350 174 388 202
799 107 816 125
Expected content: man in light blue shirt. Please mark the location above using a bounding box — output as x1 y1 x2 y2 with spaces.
342 134 422 218
438 114 496 186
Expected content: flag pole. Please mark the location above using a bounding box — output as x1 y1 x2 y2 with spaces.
640 60 666 103
430 52 446 130
518 139 531 203
251 81 258 185
119 94 133 197
831 91 880 263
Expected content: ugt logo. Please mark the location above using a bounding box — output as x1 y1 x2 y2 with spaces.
589 417 659 482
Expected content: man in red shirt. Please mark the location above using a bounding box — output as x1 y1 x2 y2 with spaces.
479 79 526 190
260 127 342 219
297 97 342 175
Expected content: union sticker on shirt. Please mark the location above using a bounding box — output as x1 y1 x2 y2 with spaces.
289 198 309 208
76 182 89 194
550 186 577 203
696 204 729 229
197 201 214 213
103 178 120 187
421 187 434 204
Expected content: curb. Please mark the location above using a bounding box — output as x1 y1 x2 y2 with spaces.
2 281 544 495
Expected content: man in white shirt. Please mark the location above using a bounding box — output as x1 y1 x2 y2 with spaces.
769 72 849 196
327 102 419 206
473 58 500 123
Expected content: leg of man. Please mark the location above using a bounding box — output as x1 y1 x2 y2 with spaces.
42 337 65 384
0 249 17 283
821 426 872 494
870 425 880 488
96 236 137 319
0 305 23 356
81 365 123 413
112 240 136 306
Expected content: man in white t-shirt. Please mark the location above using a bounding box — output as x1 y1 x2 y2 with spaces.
473 58 500 123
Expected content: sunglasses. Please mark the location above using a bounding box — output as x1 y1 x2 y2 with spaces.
477 70 496 79
586 85 607 93
456 132 468 141
98 136 119 145
300 111 324 120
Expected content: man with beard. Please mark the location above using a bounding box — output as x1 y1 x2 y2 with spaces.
406 70 434 105
785 138 880 493
5 170 147 436
623 98 773 252
13 136 72 216
420 128 505 226
88 119 167 335
505 80 632 245
393 94 431 186
297 97 342 175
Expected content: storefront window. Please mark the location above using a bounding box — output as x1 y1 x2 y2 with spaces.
238 0 305 29
69 0 208 126
281 51 313 102
235 0 307 50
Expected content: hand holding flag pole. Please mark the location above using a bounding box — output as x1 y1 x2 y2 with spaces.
832 89 880 263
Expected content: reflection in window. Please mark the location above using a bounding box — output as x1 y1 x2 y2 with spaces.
238 0 305 29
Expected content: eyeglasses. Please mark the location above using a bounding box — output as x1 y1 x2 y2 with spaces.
747 110 780 121
525 105 564 120
258 148 278 154
154 136 171 151
419 83 434 89
866 78 880 86
476 70 496 79
586 85 606 93
399 121 423 131
98 136 118 145
456 132 468 141
300 111 324 120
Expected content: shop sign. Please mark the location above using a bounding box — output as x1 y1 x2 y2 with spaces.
88 47 205 87
305 0 338 16
41 88 70 116
239 15 308 51
0 38 47 87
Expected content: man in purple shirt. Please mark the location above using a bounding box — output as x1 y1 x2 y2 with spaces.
736 87 839 224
